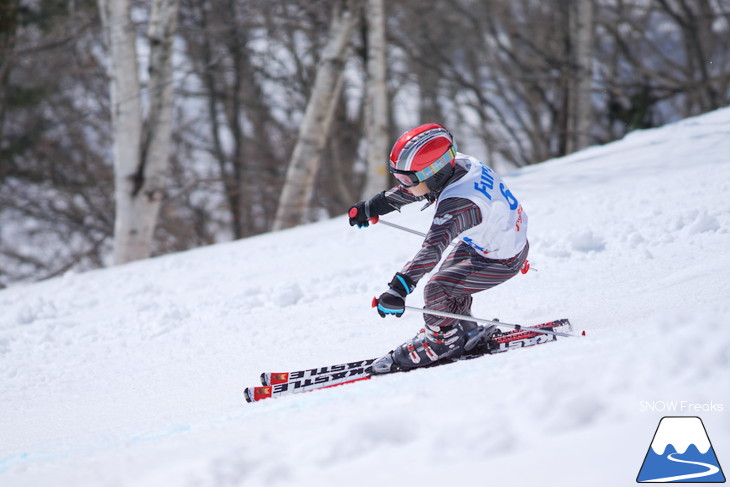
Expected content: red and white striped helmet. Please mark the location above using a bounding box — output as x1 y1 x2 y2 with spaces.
388 123 457 187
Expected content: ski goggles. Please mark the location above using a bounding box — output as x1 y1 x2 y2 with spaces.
390 169 421 188
389 146 457 188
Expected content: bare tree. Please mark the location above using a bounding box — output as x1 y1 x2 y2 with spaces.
97 0 180 264
360 0 389 198
393 0 575 166
0 0 19 140
567 0 595 152
596 0 730 139
272 0 362 231
178 0 294 240
0 1 115 287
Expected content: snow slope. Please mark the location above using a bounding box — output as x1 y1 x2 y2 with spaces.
1 108 729 487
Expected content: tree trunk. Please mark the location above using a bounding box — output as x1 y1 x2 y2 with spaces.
0 0 19 146
98 0 180 264
360 0 389 199
567 0 594 153
272 0 362 231
98 0 144 263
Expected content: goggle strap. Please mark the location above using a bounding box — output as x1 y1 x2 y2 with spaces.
414 146 457 182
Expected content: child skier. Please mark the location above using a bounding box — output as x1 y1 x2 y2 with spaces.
348 123 528 374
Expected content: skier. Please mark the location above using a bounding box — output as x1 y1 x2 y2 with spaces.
348 123 529 373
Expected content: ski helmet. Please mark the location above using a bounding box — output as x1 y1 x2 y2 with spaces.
389 123 457 190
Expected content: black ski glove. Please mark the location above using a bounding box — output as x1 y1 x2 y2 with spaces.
348 192 396 228
375 273 415 318
348 201 371 228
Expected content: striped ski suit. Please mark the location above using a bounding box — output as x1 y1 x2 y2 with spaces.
380 158 528 332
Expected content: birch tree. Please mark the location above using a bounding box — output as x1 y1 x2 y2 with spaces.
98 0 180 264
360 0 389 198
272 0 362 231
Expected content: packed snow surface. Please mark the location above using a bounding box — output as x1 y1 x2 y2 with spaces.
2 108 729 486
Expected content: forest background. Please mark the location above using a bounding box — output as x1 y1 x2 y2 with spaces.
1 0 728 287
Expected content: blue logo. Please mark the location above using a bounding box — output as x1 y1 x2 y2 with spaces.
474 164 495 200
472 163 519 210
637 416 725 483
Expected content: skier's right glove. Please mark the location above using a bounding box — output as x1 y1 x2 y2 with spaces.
348 202 372 228
374 273 415 318
348 192 396 228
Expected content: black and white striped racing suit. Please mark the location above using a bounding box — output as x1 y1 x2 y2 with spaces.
375 155 529 332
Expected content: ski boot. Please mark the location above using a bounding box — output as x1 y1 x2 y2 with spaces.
372 323 467 374
462 321 500 355
372 321 500 374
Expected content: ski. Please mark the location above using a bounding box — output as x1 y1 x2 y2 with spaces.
260 358 377 388
247 358 378 402
244 318 573 403
246 369 374 402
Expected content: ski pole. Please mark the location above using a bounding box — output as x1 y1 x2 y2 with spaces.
368 216 535 273
368 216 427 239
351 207 536 273
368 216 461 246
404 306 582 337
371 298 583 338
350 208 424 237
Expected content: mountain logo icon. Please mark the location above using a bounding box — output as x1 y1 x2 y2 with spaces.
637 416 725 483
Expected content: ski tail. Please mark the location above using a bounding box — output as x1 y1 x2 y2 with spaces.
244 386 273 403
246 373 373 403
261 372 290 387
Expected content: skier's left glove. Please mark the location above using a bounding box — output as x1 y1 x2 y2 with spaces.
375 273 415 318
